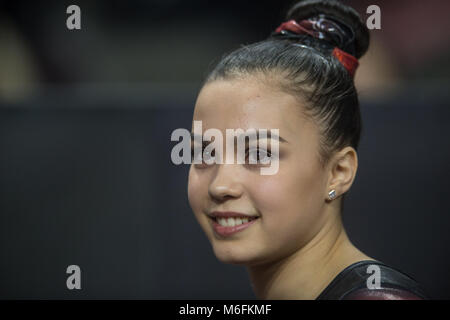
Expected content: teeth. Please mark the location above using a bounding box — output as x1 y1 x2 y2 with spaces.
216 217 256 227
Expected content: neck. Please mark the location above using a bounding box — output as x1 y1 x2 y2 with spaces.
246 211 374 300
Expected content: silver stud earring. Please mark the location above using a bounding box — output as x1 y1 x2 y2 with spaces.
328 189 337 200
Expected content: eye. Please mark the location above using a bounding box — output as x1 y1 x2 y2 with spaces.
191 144 215 166
203 148 215 161
246 148 272 164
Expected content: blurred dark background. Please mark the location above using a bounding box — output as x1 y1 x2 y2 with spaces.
0 0 449 299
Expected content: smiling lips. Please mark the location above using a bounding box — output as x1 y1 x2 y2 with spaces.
208 211 260 236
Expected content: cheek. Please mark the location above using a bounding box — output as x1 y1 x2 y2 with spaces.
250 164 325 242
253 165 322 213
187 166 203 214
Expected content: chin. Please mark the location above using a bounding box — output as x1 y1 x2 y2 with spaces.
210 241 263 266
214 250 251 265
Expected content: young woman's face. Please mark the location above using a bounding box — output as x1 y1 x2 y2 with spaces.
187 77 330 266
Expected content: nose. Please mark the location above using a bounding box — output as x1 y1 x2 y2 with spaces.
208 164 244 201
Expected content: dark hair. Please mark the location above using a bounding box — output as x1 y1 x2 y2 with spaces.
202 0 370 169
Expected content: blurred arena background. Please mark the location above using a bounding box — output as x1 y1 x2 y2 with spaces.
0 0 449 299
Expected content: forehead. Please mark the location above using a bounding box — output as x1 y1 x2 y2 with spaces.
193 78 309 135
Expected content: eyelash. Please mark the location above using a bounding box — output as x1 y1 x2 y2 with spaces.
246 148 272 162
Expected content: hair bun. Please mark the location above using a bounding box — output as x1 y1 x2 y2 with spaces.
285 0 370 59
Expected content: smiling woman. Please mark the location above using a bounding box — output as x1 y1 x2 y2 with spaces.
187 0 428 300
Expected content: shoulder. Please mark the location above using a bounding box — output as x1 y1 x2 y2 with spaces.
316 260 428 300
342 287 424 300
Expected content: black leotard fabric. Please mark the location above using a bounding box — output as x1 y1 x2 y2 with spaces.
316 260 428 300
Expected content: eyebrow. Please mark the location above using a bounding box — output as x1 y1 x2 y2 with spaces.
190 131 288 143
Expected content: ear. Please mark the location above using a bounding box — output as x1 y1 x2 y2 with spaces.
326 146 358 201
